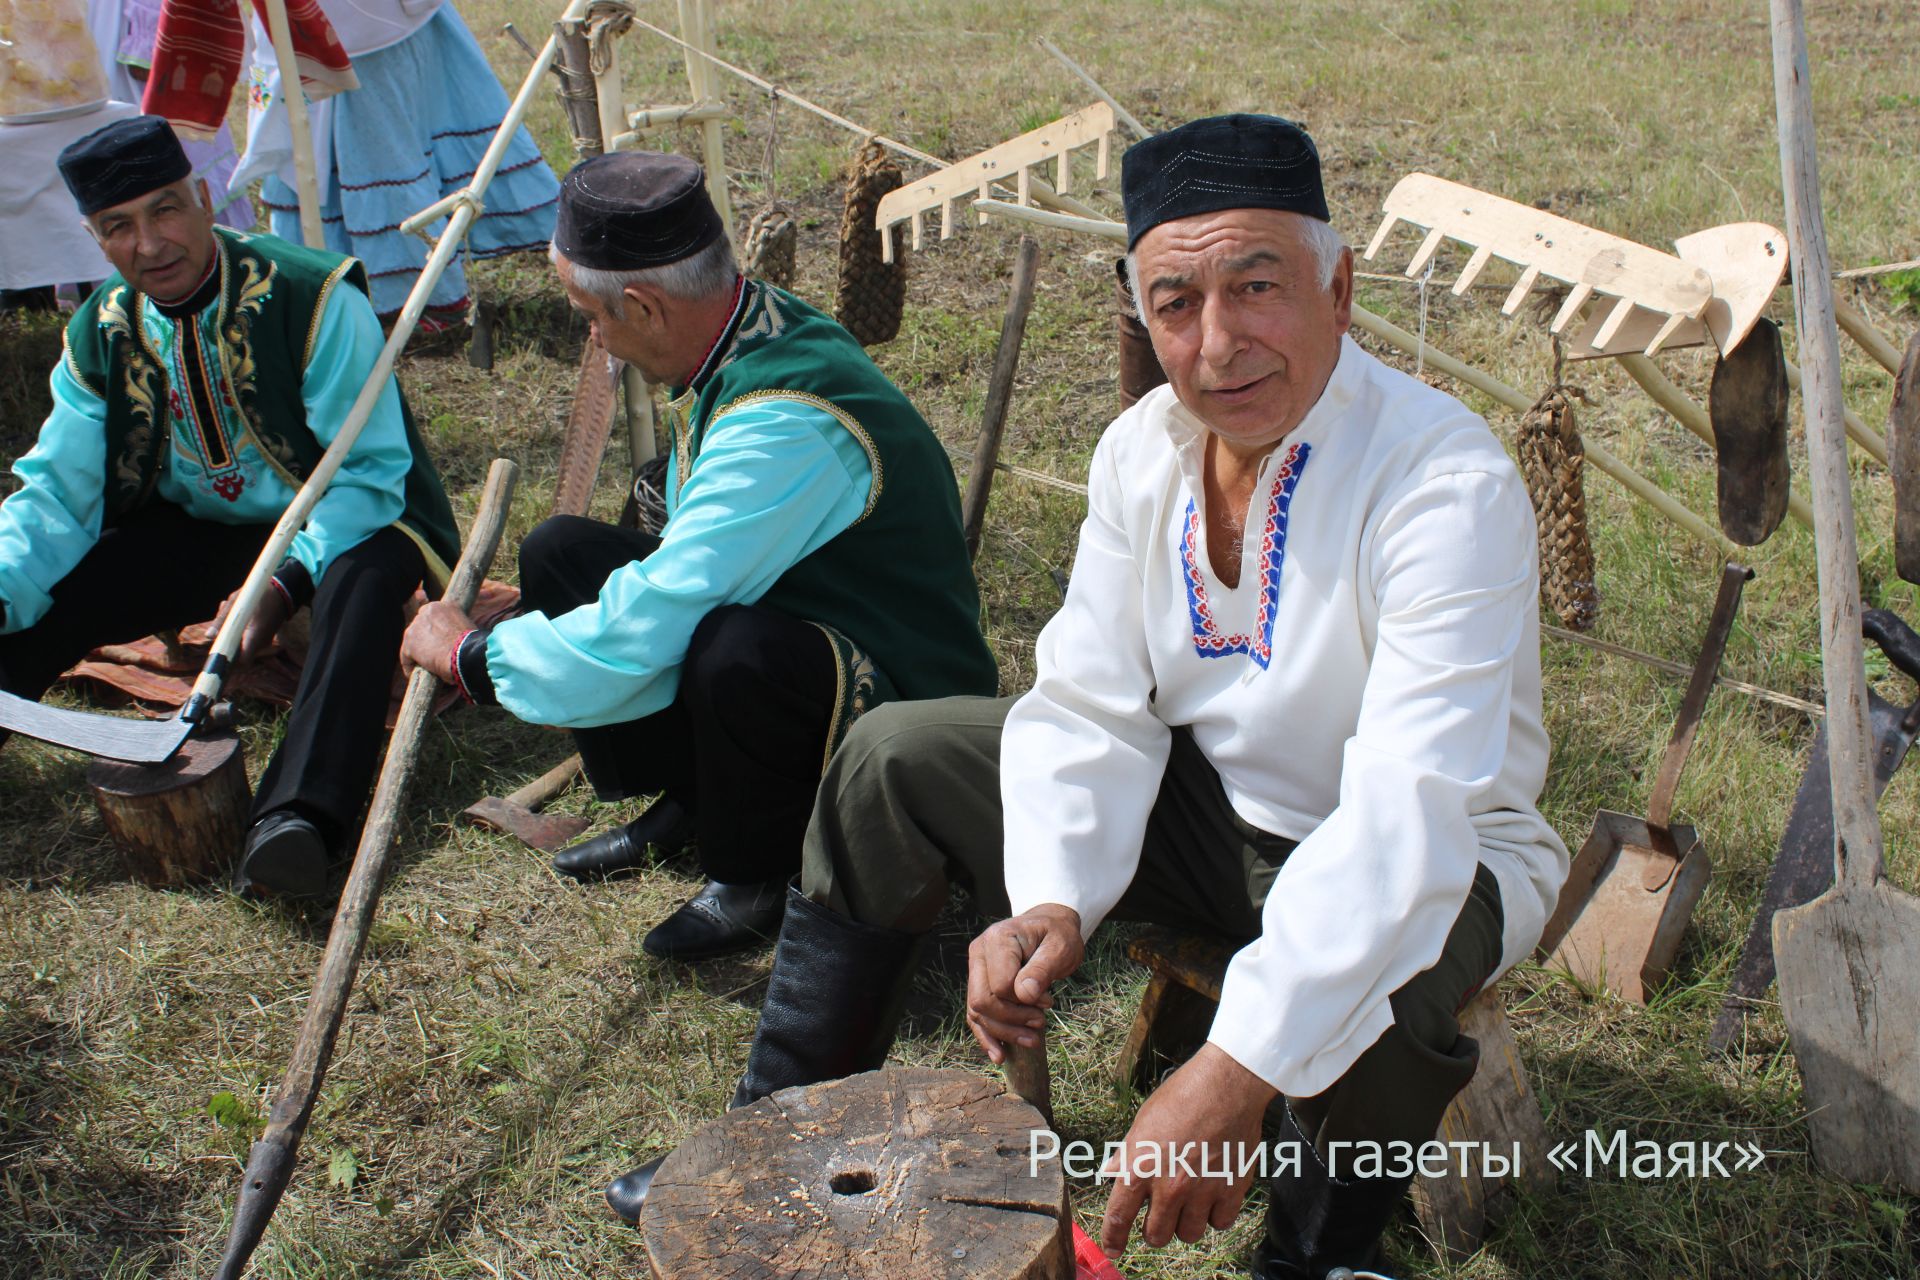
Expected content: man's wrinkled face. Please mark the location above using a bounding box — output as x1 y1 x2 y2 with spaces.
89 179 217 300
1133 207 1353 454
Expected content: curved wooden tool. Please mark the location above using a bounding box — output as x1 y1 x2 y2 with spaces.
1709 318 1792 545
214 459 519 1279
1540 562 1752 1004
1893 330 1920 583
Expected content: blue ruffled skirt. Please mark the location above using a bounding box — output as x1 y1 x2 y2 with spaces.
261 4 559 316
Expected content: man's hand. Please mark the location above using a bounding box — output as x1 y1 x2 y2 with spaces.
400 600 475 684
1099 1043 1278 1258
212 584 291 665
965 904 1085 1064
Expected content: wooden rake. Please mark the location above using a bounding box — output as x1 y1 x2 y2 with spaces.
1362 173 1786 359
874 103 1117 262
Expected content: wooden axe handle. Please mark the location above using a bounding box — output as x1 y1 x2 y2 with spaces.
504 754 583 810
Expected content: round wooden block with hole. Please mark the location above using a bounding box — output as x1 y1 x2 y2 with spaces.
87 729 251 888
642 1066 1070 1279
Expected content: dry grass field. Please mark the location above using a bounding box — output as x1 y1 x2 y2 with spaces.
4 0 1920 1276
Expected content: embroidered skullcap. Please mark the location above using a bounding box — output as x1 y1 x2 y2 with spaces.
553 151 724 270
57 115 193 216
1121 114 1330 250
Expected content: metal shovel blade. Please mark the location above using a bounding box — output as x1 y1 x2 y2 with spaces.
1543 812 1710 1004
0 689 196 763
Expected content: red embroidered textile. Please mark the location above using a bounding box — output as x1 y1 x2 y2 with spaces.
141 0 357 139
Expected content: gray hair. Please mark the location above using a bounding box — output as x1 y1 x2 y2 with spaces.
551 236 739 315
1123 213 1346 322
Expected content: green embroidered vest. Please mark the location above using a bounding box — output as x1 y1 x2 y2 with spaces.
664 283 998 701
62 229 460 584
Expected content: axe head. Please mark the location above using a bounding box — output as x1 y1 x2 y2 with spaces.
462 796 590 852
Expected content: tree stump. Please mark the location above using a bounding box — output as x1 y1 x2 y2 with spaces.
642 1066 1071 1280
87 729 250 887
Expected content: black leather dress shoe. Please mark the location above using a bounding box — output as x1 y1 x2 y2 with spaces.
552 799 694 882
236 811 330 899
641 878 786 961
605 1155 664 1223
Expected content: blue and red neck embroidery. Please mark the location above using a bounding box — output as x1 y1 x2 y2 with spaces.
1181 440 1311 669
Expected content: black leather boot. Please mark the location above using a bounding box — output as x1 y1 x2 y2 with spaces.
641 878 787 961
605 886 925 1223
235 810 331 900
1249 1102 1411 1279
551 798 694 882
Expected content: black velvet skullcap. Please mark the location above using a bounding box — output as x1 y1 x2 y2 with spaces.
553 151 724 270
1121 114 1330 250
57 115 193 216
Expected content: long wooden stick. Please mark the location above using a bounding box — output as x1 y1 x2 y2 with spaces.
261 0 322 248
1035 37 1151 140
1833 297 1905 375
213 460 518 1279
963 237 1042 559
1768 0 1883 880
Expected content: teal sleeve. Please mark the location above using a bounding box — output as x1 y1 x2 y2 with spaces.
285 283 411 584
486 397 873 729
0 361 111 634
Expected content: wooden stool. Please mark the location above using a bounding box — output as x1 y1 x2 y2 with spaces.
642 1066 1070 1279
87 729 250 887
1118 926 1554 1260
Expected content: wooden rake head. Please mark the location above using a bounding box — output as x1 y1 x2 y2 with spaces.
1362 173 1786 359
873 102 1117 262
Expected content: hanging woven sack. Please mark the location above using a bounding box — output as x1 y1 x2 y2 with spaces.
744 205 799 290
1518 382 1600 631
835 140 906 345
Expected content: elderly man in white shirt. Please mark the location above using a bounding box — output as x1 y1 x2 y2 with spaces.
609 114 1569 1276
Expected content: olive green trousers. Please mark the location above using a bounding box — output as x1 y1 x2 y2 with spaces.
801 694 1507 1150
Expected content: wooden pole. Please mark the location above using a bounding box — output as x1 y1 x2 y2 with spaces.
1035 37 1151 140
554 18 605 157
675 0 733 242
963 237 1042 559
261 0 323 248
1767 0 1879 870
213 460 519 1279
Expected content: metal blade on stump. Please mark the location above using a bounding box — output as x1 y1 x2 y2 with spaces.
1766 0 1920 1193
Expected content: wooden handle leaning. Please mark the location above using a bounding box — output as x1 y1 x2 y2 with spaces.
1769 0 1885 890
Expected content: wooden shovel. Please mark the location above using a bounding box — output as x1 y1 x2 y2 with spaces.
1768 0 1920 1194
1709 317 1792 546
1538 562 1752 1003
1891 329 1920 583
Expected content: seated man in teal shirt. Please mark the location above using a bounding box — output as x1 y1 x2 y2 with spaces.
0 116 460 897
402 150 997 966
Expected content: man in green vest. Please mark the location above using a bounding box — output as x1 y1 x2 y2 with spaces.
0 115 460 898
402 151 997 977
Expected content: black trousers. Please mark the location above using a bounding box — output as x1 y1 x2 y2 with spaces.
0 502 426 842
517 515 844 885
